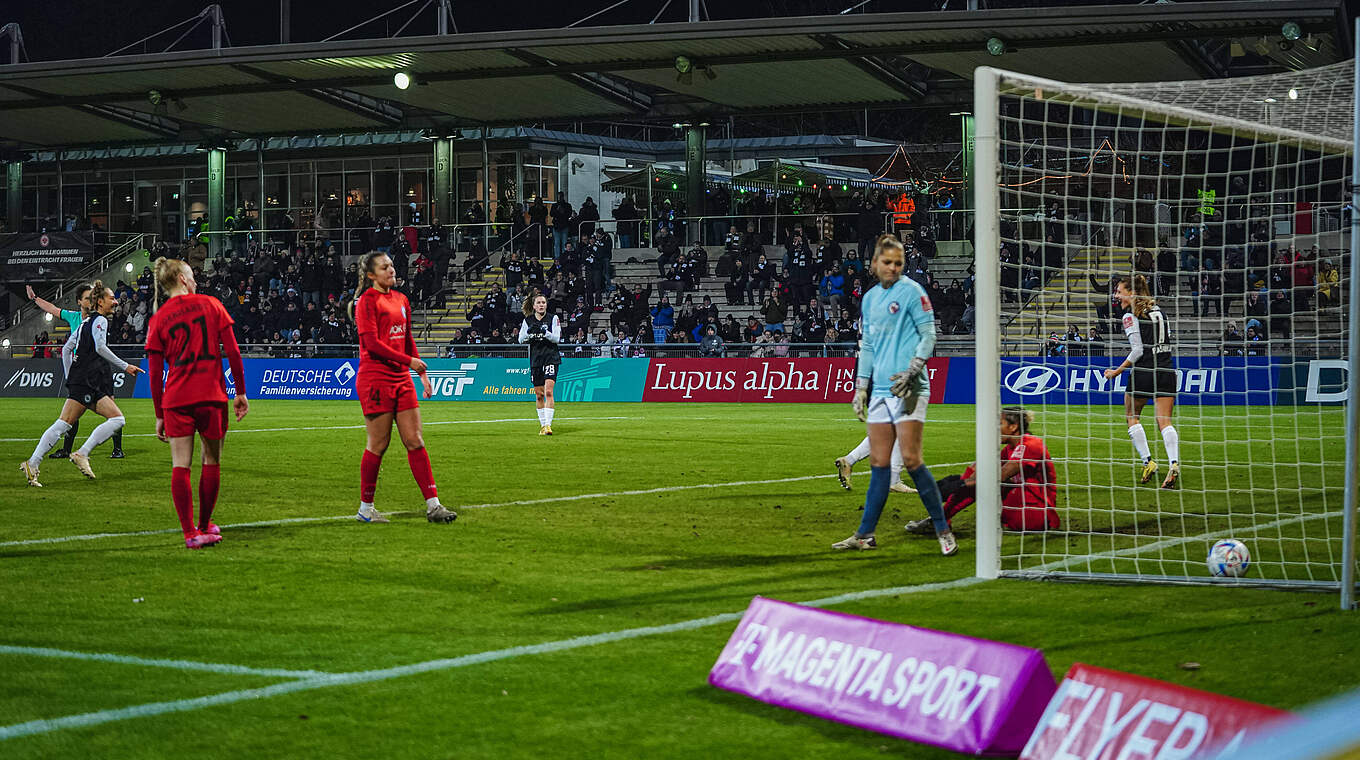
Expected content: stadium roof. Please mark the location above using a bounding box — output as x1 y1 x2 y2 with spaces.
0 0 1348 151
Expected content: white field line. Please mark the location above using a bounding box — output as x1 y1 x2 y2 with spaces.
0 500 1335 741
0 461 969 549
0 576 986 742
0 645 328 680
0 416 634 443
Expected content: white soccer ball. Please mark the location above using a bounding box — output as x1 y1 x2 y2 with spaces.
1206 539 1251 577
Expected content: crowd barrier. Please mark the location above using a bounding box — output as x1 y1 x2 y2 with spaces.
0 356 1346 406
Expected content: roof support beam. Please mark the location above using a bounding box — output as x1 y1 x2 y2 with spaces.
810 34 928 100
231 63 403 127
502 48 653 114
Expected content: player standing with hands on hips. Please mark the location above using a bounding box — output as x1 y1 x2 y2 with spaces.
1103 274 1180 489
518 291 562 435
21 281 141 486
834 234 957 556
144 257 249 549
350 252 457 524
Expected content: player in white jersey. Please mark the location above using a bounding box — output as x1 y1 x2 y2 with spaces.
1104 274 1180 489
833 235 956 556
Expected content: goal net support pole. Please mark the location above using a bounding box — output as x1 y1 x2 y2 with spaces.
974 66 1002 581
1343 18 1360 611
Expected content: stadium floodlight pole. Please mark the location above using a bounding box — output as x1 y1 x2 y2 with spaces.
1343 19 1360 612
972 66 1002 580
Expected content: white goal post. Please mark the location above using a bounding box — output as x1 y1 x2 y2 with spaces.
971 62 1358 609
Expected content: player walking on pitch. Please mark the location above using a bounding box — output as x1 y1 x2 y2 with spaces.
350 252 456 524
1103 274 1180 489
21 282 141 485
833 234 956 555
145 258 249 549
518 291 562 435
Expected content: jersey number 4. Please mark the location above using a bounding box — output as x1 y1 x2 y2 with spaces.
167 316 214 367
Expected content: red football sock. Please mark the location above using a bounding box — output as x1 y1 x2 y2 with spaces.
360 449 382 503
406 447 438 500
198 464 221 530
171 466 195 537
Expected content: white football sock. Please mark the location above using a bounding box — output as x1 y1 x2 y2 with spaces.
844 436 871 466
1160 425 1180 464
359 501 375 511
425 497 442 510
1127 424 1152 463
77 416 125 456
29 419 72 468
544 407 555 425
536 408 546 425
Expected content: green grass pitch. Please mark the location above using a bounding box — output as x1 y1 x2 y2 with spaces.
0 399 1356 759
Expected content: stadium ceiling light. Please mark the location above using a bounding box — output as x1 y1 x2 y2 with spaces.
1281 21 1302 41
44 312 52 322
674 55 692 74
124 262 135 273
1 339 9 349
985 37 1006 56
1289 88 1300 100
147 89 163 106
1263 97 1278 103
393 71 412 90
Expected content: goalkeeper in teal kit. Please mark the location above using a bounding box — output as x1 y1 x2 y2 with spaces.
833 235 957 556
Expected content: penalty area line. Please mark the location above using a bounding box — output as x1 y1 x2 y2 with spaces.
0 576 985 742
0 645 329 680
0 461 969 549
0 416 635 443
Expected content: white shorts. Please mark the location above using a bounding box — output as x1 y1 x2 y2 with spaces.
866 395 927 425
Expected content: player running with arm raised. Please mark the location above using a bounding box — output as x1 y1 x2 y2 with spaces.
1103 274 1180 489
833 234 956 555
21 281 141 485
351 252 456 524
145 257 250 549
517 291 562 436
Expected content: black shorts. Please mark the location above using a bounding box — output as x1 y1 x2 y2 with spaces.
531 362 559 387
66 380 112 409
1128 362 1176 399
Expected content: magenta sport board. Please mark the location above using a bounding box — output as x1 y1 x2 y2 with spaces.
708 597 1057 756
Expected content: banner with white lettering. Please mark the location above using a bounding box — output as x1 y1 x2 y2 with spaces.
1020 663 1291 760
709 597 1056 755
641 358 949 403
0 232 95 282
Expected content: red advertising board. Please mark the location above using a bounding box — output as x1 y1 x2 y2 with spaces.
641 358 949 403
1021 663 1291 760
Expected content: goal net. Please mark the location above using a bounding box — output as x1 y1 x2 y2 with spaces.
971 62 1356 592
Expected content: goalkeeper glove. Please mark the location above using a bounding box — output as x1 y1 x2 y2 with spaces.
890 357 928 398
852 379 869 422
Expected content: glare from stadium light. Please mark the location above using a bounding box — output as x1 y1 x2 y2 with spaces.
125 262 134 273
393 72 411 90
1281 21 1302 41
1264 97 1278 103
1288 88 1299 100
1 339 9 349
986 37 1006 56
45 312 53 322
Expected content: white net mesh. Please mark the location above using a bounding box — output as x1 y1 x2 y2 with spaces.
986 64 1352 588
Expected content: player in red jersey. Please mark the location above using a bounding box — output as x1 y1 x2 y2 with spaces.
905 407 1060 534
144 257 250 549
349 251 456 524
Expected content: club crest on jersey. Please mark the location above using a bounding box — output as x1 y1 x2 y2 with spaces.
888 301 901 314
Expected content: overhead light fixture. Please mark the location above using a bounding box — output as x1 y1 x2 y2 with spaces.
674 55 692 74
44 312 53 322
147 89 163 106
1 339 9 349
1289 88 1299 100
1264 97 1278 103
1281 21 1302 41
393 71 411 90
173 98 188 113
986 37 1006 56
124 262 134 273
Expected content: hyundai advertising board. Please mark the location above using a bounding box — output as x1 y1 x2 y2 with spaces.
998 357 1277 406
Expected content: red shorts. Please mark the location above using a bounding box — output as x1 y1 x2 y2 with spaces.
1001 499 1060 532
164 402 229 440
357 375 418 417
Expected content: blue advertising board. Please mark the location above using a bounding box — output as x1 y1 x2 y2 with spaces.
997 356 1277 406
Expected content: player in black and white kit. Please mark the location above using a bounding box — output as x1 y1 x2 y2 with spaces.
517 291 562 435
1103 274 1180 489
21 281 142 486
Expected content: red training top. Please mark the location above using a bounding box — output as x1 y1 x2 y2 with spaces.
1000 433 1058 515
354 287 420 384
145 293 245 417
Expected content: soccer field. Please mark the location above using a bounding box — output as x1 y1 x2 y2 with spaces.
1 399 1357 759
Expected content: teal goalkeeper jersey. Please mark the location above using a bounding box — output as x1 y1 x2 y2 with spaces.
857 276 935 399
59 308 81 332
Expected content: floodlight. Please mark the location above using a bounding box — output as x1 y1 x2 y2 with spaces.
1281 21 1302 41
393 72 411 90
986 37 1006 56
